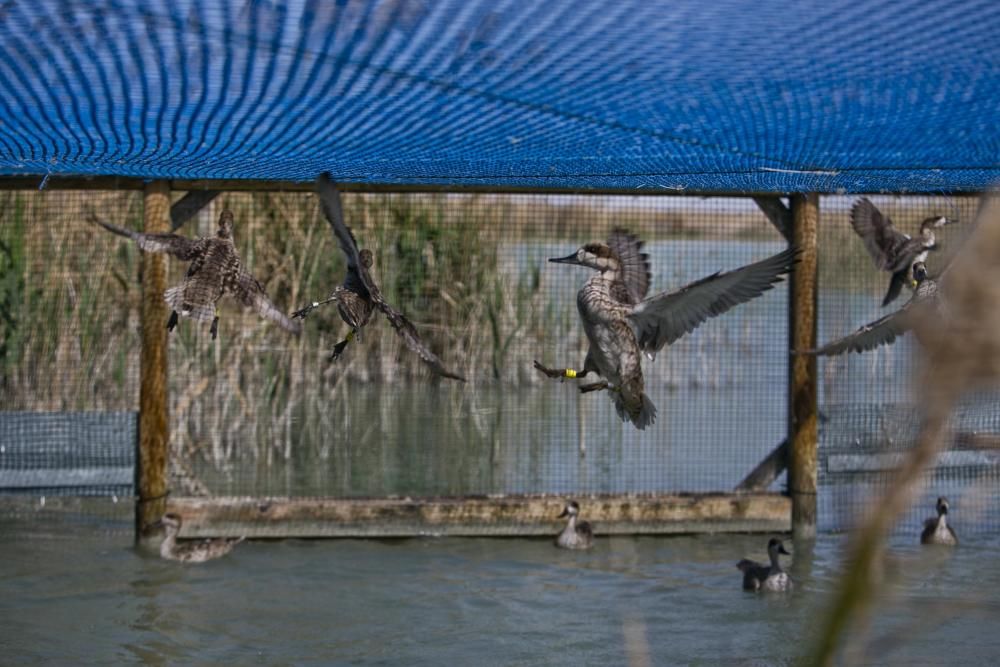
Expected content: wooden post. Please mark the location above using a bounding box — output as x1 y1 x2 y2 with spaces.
136 181 171 545
789 193 819 540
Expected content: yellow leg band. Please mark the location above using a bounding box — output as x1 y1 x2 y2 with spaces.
565 369 577 379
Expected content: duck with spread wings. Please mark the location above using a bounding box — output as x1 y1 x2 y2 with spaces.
535 229 798 429
850 197 955 307
801 261 941 356
90 209 301 339
292 174 465 382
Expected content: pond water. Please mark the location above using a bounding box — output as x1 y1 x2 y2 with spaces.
3 528 1000 664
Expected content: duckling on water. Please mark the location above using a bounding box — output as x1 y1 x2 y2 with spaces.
151 513 244 563
555 500 594 550
921 496 958 546
737 538 793 592
536 229 798 429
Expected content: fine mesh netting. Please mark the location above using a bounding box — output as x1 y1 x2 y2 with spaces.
1 1 999 192
815 195 1000 537
0 189 997 536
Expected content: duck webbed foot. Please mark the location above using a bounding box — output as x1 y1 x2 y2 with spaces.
329 330 356 361
210 316 219 340
291 302 318 319
579 381 609 394
293 295 339 320
166 311 179 333
533 360 589 382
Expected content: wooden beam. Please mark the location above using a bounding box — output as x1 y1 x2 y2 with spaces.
136 181 171 545
170 190 220 231
788 193 819 540
1 175 976 198
736 439 788 492
166 493 792 538
752 195 793 242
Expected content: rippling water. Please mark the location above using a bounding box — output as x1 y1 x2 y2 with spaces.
3 529 1000 664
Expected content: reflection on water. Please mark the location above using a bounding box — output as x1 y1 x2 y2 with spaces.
3 529 1000 664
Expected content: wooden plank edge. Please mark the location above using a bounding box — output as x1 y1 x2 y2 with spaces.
167 493 791 538
1 176 979 197
736 439 788 491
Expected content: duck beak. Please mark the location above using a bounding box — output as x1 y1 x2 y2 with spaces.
778 545 791 556
557 508 569 518
549 252 580 265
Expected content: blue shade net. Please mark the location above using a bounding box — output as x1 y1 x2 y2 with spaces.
0 0 999 192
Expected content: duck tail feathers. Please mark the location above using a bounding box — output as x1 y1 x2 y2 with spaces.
611 391 657 430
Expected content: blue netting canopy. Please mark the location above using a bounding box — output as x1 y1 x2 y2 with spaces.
1 0 998 193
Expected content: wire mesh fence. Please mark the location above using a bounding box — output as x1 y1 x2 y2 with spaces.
0 188 994 537
814 194 1000 537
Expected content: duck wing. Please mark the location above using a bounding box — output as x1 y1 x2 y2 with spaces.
806 279 937 355
374 298 466 381
231 269 302 335
315 173 463 381
607 228 651 304
850 198 913 272
808 310 910 356
89 214 205 261
315 172 374 294
628 247 799 354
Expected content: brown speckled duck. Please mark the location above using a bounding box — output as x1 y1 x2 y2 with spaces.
153 513 244 563
292 174 465 381
90 210 301 340
849 198 955 307
536 230 797 429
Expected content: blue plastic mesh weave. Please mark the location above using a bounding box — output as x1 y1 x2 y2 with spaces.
0 0 998 192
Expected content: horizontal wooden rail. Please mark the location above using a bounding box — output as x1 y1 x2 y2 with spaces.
167 493 791 538
0 175 977 197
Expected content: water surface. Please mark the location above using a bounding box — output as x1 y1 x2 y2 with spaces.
3 529 999 665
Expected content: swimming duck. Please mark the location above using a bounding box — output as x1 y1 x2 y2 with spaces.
292 174 465 381
803 261 940 356
555 500 594 550
850 198 954 307
921 496 958 546
152 513 245 563
737 538 793 592
535 229 798 429
90 210 301 339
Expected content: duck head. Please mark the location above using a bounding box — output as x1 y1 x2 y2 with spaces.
557 500 580 519
919 215 954 234
217 210 235 239
768 538 791 557
936 496 950 516
550 243 620 273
